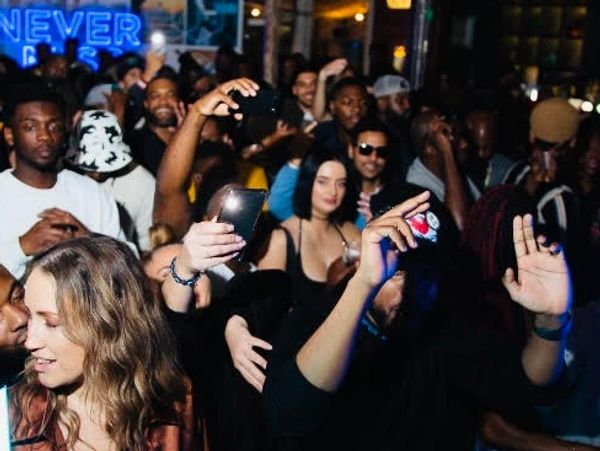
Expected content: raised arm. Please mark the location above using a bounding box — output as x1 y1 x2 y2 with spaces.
429 119 471 230
296 191 430 391
312 58 348 122
503 214 572 386
154 78 259 237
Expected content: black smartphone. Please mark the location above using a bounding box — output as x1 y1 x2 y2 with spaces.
218 188 268 260
231 89 282 116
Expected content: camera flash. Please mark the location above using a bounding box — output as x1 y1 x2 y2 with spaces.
224 194 240 212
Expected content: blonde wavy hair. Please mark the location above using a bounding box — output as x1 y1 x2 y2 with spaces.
12 235 186 450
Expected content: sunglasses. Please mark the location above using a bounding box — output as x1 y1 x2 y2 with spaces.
357 143 389 159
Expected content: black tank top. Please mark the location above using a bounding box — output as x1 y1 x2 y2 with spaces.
282 219 348 306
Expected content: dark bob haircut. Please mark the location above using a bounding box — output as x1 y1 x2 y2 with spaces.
293 149 357 224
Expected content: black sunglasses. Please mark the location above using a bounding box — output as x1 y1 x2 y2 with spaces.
357 143 389 159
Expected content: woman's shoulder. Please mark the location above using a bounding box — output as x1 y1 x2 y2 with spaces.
279 216 300 237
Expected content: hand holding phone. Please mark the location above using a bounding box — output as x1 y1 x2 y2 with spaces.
149 31 167 55
218 188 268 260
231 89 282 116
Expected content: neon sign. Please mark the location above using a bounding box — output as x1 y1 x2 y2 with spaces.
0 8 142 70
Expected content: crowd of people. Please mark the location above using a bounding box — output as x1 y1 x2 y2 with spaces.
0 42 599 450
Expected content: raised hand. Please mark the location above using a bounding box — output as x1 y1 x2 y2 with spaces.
174 100 187 127
191 78 259 119
225 315 272 393
502 214 571 316
319 58 348 81
143 49 166 83
355 191 430 288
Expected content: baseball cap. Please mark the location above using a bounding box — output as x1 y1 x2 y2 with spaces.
66 110 132 173
372 75 411 99
370 183 460 271
530 97 579 144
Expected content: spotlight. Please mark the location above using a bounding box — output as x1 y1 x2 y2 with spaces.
581 101 594 113
354 12 365 22
250 8 261 17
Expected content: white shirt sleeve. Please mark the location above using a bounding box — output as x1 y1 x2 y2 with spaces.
0 236 29 279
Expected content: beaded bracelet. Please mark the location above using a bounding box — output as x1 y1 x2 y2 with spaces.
169 257 201 287
532 312 572 341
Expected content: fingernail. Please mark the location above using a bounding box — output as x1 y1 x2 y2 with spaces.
226 224 234 232
235 234 243 242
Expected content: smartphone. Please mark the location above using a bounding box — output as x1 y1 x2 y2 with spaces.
149 31 167 54
218 188 268 260
231 89 282 116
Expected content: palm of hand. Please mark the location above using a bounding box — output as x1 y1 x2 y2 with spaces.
508 251 570 315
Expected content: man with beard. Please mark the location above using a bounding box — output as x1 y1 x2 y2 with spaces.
290 69 317 127
0 82 126 278
126 74 184 175
348 119 400 229
276 68 318 132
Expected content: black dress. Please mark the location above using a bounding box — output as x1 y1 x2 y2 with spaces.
282 219 348 307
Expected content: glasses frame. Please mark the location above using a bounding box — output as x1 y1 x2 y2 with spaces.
357 142 389 159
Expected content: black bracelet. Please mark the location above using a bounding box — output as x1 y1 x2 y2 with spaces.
168 257 201 287
532 312 572 341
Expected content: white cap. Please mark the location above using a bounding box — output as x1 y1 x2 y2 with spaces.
66 110 133 173
372 75 411 98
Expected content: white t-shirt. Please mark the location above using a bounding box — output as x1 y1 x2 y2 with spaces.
0 169 127 278
99 164 155 252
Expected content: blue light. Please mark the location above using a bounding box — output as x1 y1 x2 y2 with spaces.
0 7 143 69
26 9 52 43
114 13 141 46
87 12 112 46
0 9 20 43
52 10 84 41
